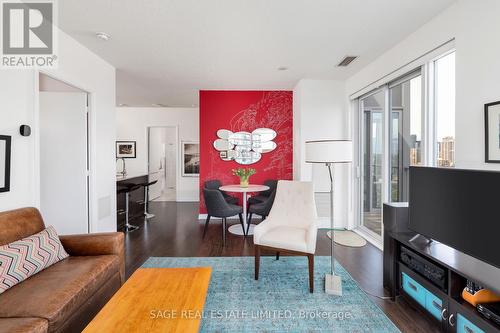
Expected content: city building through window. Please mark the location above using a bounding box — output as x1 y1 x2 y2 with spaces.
434 52 456 167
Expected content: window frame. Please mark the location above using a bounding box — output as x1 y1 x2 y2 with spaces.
354 50 456 247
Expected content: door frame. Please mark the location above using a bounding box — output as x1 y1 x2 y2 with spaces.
146 125 178 201
389 108 404 202
357 87 389 246
34 71 92 233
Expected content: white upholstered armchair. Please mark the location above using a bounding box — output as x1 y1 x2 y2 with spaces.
253 180 318 292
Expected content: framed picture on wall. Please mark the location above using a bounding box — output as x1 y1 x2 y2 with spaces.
0 135 12 193
485 101 500 163
116 141 136 158
182 141 199 177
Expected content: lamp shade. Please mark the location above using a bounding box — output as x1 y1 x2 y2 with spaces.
305 140 352 163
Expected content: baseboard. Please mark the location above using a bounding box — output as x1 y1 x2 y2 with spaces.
176 198 199 203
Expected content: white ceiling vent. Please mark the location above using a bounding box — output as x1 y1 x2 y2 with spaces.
337 56 358 67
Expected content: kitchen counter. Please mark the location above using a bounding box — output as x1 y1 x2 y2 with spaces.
116 173 151 182
116 174 149 230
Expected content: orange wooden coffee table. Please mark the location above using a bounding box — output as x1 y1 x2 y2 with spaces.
83 267 211 333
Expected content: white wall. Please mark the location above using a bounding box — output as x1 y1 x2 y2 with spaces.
0 71 36 210
116 107 199 201
0 29 116 233
39 73 82 92
454 0 500 170
346 0 500 171
293 79 352 228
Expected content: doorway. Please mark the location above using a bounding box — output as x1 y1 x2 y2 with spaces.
39 73 90 234
360 90 385 237
148 126 177 201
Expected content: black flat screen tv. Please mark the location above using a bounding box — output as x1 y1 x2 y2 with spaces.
409 166 500 269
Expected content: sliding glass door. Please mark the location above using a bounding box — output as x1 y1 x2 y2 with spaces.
359 70 423 239
389 72 423 202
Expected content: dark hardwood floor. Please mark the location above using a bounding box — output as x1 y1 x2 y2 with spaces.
124 201 441 333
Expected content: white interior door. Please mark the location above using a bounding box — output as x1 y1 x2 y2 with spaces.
40 92 89 234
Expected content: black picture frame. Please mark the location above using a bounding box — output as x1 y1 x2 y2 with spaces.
181 141 199 177
116 141 136 159
484 101 500 163
0 135 12 193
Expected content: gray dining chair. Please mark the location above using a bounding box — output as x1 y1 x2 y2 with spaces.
247 189 276 235
203 188 245 245
247 179 278 207
204 179 239 205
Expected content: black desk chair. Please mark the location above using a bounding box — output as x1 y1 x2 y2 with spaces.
204 180 238 205
139 180 158 219
203 188 244 245
247 189 277 236
117 183 141 232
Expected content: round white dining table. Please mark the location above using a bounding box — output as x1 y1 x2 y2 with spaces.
219 184 270 236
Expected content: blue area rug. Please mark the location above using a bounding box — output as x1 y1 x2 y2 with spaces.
143 256 400 332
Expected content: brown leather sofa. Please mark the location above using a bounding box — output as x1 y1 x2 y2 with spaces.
0 207 124 333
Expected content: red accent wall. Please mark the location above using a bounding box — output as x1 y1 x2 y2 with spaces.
199 90 293 213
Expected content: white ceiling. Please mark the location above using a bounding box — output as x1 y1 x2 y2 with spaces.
58 0 455 107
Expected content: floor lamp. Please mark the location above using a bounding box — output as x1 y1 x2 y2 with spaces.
305 140 352 296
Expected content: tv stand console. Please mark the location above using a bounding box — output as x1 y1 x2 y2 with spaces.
384 228 500 332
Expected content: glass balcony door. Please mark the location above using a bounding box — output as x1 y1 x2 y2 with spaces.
389 73 423 202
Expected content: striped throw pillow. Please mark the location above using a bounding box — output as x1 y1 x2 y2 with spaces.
0 226 69 294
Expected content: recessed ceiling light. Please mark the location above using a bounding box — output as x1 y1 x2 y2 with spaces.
96 32 111 41
277 66 288 71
